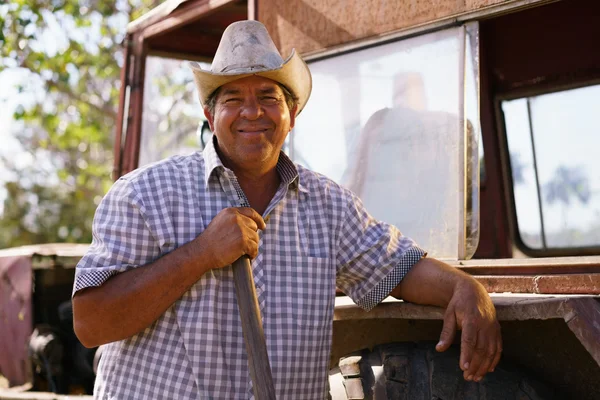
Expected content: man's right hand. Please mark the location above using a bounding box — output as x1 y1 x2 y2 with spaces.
73 207 265 348
194 207 266 269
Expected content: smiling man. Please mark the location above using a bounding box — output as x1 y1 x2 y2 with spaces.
72 21 501 399
203 76 297 215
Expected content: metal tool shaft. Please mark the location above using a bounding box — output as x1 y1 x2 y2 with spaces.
232 255 276 400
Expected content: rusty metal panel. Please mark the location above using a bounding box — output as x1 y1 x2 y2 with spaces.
0 389 93 399
121 34 148 176
475 274 600 294
0 243 88 259
0 256 32 386
259 0 527 55
258 0 456 54
0 243 87 271
465 0 507 8
334 293 582 322
566 298 600 367
113 43 131 181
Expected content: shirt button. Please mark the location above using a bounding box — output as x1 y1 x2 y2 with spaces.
264 215 271 223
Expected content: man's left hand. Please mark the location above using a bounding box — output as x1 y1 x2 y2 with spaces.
435 279 502 382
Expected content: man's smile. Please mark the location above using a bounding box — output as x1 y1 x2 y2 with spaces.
238 128 267 133
235 124 272 136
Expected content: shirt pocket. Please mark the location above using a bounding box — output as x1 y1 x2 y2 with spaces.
290 255 336 328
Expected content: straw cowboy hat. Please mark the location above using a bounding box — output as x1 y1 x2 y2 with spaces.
189 20 312 114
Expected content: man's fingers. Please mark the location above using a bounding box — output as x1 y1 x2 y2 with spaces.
490 327 503 372
471 330 495 381
459 322 477 373
436 277 501 382
463 329 486 381
236 207 266 230
244 234 260 259
436 309 457 352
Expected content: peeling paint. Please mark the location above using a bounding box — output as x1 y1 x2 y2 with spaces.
0 256 33 387
533 275 542 293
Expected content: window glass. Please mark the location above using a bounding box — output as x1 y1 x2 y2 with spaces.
139 57 207 167
502 84 600 249
292 26 479 260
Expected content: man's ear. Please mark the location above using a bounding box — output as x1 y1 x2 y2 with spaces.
203 106 215 131
289 104 298 130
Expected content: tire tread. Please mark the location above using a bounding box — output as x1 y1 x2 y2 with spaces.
329 342 555 400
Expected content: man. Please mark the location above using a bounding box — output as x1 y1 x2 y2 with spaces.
73 20 501 399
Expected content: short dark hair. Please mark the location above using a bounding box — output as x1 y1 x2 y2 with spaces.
204 82 298 117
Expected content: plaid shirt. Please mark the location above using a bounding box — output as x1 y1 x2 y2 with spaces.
73 137 425 399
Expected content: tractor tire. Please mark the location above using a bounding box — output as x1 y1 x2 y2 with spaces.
328 342 555 400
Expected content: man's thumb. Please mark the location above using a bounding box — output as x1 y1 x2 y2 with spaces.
436 309 457 352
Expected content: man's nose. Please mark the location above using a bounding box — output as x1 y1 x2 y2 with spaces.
240 98 263 120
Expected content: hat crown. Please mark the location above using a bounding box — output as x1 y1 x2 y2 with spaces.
189 20 312 114
211 21 284 74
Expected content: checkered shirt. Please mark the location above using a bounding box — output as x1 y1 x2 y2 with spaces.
73 137 425 400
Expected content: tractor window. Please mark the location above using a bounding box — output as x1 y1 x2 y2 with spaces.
138 56 208 167
502 84 600 251
292 25 481 260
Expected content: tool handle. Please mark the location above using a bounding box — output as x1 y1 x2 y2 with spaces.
232 255 276 400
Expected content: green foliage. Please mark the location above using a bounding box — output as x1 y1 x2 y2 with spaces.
0 0 162 249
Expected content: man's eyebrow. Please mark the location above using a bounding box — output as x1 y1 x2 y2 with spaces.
257 87 280 95
220 88 242 96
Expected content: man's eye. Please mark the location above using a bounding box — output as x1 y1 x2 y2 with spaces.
224 98 241 104
261 96 278 104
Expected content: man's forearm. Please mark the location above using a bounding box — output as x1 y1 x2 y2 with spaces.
73 240 216 348
390 256 501 382
390 257 475 306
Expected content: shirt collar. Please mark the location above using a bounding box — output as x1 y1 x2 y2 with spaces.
202 135 305 192
202 135 226 184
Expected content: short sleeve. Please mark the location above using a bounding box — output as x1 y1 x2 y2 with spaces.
72 178 160 296
335 191 426 311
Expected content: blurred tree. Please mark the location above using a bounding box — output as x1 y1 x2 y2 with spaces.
544 165 591 230
0 0 162 248
544 165 591 206
510 151 527 185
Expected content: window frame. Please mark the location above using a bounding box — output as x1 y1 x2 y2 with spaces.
495 79 600 257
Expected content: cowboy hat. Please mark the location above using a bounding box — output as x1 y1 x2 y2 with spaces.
189 20 312 114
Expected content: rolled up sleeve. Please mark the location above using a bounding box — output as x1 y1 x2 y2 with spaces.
335 192 426 311
72 178 160 296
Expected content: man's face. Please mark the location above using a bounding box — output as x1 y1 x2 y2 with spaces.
204 76 297 173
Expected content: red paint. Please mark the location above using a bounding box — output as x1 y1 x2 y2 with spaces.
0 256 32 386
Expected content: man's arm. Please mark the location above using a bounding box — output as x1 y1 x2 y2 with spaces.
73 207 265 348
390 257 502 382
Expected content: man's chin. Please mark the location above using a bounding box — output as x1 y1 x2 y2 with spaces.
238 151 279 169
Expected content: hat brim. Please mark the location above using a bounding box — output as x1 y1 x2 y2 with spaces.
189 49 312 115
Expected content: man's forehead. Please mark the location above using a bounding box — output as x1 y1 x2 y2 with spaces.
219 76 283 94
